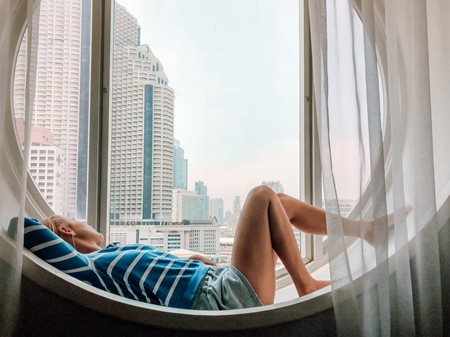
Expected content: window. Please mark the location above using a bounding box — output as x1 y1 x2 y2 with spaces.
304 1 385 261
13 0 313 295
13 0 92 219
107 0 300 264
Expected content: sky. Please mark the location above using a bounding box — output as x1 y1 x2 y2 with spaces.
117 0 301 211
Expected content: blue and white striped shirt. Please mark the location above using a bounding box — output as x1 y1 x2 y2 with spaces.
86 244 210 308
22 217 210 309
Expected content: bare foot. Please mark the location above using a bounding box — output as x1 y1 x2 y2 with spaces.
364 221 375 246
298 279 331 296
364 203 412 246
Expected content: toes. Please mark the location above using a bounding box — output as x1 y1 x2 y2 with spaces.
405 203 412 215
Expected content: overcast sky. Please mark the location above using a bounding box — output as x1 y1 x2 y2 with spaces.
117 0 300 211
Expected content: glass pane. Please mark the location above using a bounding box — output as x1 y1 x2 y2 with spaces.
108 0 300 264
13 0 92 219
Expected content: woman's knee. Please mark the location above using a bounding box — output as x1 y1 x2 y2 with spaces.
277 192 287 201
277 192 291 208
248 185 276 201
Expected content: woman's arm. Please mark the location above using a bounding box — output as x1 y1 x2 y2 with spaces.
169 249 217 266
188 253 217 266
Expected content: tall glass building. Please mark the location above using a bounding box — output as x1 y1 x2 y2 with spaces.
195 181 209 218
173 139 188 190
209 198 224 224
172 189 209 222
110 3 175 224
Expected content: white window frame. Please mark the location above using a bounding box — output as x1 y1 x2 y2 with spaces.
88 0 112 241
10 0 328 290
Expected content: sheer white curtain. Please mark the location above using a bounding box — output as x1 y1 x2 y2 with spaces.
0 1 40 336
308 0 449 336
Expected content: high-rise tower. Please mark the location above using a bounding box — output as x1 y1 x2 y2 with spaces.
110 3 175 224
14 0 89 218
195 181 209 218
209 198 224 224
172 189 208 222
195 181 208 196
232 196 241 234
173 139 188 190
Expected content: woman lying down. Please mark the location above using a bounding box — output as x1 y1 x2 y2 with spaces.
40 185 384 310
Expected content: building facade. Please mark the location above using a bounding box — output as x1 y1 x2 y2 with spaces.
172 189 209 222
232 195 241 233
219 237 234 263
195 181 207 196
209 198 224 224
173 139 188 190
109 219 220 255
14 0 90 218
15 119 64 213
110 3 175 224
224 210 233 226
195 180 209 218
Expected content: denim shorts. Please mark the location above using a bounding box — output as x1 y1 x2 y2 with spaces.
191 264 262 310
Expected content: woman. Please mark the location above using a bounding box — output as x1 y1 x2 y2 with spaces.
42 185 377 310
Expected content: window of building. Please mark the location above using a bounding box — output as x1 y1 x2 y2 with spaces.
106 0 301 266
13 0 315 301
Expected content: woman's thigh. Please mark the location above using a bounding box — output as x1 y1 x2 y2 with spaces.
231 186 277 305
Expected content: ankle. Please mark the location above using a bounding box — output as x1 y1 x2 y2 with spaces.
296 278 331 296
363 221 374 246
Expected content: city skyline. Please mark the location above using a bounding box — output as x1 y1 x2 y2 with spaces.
10 0 360 261
118 0 301 211
14 0 298 226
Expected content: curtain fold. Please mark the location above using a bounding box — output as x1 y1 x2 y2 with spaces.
0 1 40 336
308 0 448 336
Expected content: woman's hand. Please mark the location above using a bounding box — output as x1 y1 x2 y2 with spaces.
189 254 217 266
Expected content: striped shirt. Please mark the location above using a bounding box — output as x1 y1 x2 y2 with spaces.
22 217 210 309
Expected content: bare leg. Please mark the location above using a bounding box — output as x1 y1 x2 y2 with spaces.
277 193 363 236
231 186 330 305
277 193 411 246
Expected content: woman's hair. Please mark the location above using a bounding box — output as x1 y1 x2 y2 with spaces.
42 215 78 250
42 215 66 234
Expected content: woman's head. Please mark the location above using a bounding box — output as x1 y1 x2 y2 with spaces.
42 215 65 234
42 215 103 253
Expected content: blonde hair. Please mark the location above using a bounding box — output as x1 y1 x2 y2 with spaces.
41 215 66 234
42 215 78 250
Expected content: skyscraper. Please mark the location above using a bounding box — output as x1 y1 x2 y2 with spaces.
172 189 209 222
14 0 89 218
195 181 209 218
209 198 224 224
110 3 175 224
232 196 241 234
224 210 233 227
173 139 188 190
195 181 208 196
